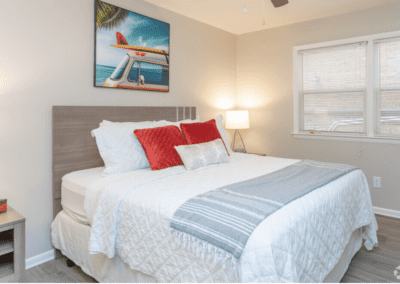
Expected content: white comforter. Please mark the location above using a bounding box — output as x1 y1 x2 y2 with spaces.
84 153 378 282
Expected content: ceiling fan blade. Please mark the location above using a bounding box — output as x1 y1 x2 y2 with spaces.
271 0 288 8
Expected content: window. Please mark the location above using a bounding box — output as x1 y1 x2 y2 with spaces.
128 61 140 82
375 38 400 136
140 62 169 86
294 30 400 142
127 61 169 86
301 43 367 133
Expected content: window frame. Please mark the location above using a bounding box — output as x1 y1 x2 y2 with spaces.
293 29 400 144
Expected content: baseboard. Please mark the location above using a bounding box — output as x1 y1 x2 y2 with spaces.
373 206 400 219
26 249 55 270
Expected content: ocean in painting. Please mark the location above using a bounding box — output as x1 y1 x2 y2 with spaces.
96 64 169 86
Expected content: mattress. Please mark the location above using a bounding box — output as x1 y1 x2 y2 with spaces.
51 210 363 283
61 167 104 224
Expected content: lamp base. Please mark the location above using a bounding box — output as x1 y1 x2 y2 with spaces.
233 148 247 153
231 129 247 153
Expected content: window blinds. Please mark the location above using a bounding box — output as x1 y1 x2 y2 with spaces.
300 42 367 133
375 37 400 136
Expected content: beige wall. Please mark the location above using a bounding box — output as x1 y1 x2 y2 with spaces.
237 3 400 212
0 0 236 259
2 0 400 262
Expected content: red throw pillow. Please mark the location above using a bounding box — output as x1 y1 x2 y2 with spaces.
180 119 229 155
134 125 187 170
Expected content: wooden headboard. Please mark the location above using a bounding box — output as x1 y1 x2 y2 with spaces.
52 106 196 219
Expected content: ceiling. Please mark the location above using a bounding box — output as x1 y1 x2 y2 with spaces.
143 0 399 35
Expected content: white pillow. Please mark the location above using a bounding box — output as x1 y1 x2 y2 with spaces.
175 139 229 171
158 115 200 128
215 114 233 155
91 121 166 176
100 120 153 128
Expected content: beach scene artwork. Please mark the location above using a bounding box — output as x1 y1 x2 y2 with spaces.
95 0 170 92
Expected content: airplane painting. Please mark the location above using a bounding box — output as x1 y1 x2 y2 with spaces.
94 0 170 92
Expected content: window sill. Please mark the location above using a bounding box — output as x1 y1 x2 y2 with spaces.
292 132 400 144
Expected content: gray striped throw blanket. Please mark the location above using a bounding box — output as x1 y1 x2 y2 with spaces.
170 160 357 268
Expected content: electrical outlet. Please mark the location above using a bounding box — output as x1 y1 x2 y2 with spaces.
373 176 381 188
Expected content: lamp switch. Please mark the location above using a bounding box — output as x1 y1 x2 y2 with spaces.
373 177 381 188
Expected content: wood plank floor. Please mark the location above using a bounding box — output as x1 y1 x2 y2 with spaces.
22 256 96 283
341 214 400 283
22 214 400 283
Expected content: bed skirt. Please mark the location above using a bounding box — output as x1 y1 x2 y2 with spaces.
51 210 362 283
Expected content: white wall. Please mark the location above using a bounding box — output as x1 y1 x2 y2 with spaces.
237 3 400 213
0 0 237 259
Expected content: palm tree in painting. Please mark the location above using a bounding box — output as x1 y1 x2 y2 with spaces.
96 0 128 30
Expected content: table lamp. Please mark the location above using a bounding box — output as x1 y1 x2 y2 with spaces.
226 110 250 153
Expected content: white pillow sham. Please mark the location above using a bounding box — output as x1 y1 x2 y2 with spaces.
215 114 233 155
159 115 201 128
100 116 200 128
99 120 153 128
91 121 166 176
175 139 229 171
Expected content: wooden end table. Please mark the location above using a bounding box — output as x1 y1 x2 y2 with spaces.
0 206 25 282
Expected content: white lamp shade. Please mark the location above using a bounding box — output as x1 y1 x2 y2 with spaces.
225 110 250 129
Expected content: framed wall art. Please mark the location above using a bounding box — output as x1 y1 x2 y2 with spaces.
94 0 170 92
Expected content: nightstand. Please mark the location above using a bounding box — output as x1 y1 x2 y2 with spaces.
0 206 25 282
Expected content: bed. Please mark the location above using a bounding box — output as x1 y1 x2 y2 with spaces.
51 106 378 283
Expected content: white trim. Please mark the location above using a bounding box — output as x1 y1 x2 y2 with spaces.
293 30 400 55
293 46 301 133
293 133 400 144
302 88 365 95
297 41 367 54
366 38 375 137
373 206 400 219
374 36 400 44
380 86 400 91
373 41 380 135
26 249 55 270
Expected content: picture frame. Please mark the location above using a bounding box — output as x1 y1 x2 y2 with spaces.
94 0 170 92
